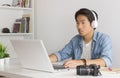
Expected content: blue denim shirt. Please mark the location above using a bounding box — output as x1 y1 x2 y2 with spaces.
54 31 112 67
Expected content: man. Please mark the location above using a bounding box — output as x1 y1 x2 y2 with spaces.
49 8 112 68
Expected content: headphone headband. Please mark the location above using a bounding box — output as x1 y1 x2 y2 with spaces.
91 10 98 28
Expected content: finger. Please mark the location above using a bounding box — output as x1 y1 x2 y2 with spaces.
64 62 75 68
64 63 75 68
63 62 71 68
63 60 73 66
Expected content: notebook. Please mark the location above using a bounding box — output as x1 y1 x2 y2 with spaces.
11 39 69 73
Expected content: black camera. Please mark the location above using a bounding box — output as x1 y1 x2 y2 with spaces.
76 64 101 76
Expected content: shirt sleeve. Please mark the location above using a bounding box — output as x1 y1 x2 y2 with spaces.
100 35 112 67
54 39 74 62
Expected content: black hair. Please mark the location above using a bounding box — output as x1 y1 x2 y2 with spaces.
75 8 98 24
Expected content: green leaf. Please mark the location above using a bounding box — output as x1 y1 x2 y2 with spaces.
0 43 9 58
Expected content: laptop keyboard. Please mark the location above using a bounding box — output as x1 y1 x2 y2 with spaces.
53 64 65 69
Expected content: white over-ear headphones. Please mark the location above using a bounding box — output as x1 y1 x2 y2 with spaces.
91 10 98 28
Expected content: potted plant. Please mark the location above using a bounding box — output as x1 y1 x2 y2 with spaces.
0 42 10 66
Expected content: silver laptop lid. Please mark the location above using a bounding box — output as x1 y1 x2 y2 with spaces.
11 39 54 72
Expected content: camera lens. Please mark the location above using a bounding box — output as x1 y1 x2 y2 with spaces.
76 64 101 76
77 65 92 75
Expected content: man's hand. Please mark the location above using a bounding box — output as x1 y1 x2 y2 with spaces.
49 54 58 62
63 60 84 68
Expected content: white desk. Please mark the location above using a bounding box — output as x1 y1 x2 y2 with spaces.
0 59 120 78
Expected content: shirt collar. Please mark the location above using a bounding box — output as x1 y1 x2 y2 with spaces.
93 31 98 42
79 31 98 47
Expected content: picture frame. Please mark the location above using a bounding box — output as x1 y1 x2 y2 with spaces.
12 0 19 7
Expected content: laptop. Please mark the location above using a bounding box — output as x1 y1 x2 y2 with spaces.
11 39 69 73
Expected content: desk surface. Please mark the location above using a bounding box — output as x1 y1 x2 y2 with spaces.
0 59 120 78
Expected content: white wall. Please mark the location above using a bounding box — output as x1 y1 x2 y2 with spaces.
35 0 120 67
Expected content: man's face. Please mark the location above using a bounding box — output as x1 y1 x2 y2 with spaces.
76 15 93 36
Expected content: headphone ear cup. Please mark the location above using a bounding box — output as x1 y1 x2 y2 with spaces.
91 20 98 28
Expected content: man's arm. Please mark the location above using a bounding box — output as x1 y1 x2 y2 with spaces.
49 54 58 62
49 54 106 68
86 58 106 66
63 58 106 68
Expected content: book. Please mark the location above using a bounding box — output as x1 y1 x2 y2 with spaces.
26 0 31 8
12 0 31 8
12 14 30 33
12 22 21 33
22 14 30 33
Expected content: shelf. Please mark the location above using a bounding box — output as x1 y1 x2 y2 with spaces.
0 6 32 10
0 0 34 58
0 33 33 36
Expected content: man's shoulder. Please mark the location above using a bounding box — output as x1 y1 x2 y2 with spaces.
72 34 82 40
69 34 83 44
94 31 111 40
96 31 110 37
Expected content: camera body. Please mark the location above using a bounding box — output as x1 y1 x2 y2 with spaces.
76 64 101 76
